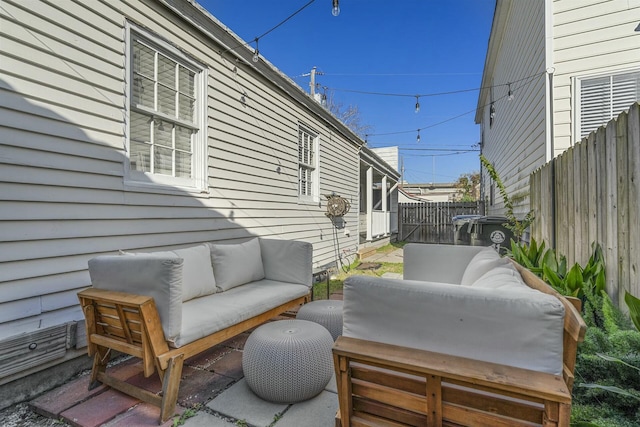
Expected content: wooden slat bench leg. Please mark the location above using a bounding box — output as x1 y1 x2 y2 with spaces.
160 353 185 424
89 347 110 390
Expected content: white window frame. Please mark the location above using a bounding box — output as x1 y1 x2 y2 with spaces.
124 22 208 193
574 68 640 142
297 124 320 203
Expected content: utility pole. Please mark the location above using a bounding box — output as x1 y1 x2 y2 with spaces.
310 66 317 97
302 66 324 97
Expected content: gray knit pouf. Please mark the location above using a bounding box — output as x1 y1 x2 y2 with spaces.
242 319 333 403
296 300 344 341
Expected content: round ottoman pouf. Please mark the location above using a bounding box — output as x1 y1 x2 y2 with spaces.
242 319 334 403
296 300 344 341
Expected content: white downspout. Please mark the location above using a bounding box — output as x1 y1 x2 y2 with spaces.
545 0 555 162
366 166 373 241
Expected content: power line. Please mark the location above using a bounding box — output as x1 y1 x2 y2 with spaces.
220 0 316 58
364 71 545 138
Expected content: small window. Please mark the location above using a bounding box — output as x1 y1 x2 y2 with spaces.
576 70 640 139
298 125 319 201
126 24 207 191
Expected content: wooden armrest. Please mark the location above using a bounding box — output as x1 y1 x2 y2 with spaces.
333 336 571 404
78 287 154 306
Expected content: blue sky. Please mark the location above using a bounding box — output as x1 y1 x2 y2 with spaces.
199 0 496 183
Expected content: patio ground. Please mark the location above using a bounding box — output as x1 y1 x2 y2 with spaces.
4 248 403 427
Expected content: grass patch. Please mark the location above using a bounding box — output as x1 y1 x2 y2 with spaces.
311 258 403 299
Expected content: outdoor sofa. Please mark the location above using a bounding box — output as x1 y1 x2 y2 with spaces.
333 243 586 427
77 237 312 423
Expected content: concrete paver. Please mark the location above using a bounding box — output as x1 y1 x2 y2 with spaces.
274 391 338 427
206 379 287 427
182 411 237 427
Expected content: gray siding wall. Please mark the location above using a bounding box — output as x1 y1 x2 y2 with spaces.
480 0 546 217
552 0 640 152
0 0 360 354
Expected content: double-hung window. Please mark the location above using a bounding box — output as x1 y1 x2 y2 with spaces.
298 125 319 202
576 70 640 139
127 24 207 191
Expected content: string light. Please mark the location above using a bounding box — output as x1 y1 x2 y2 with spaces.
414 95 420 113
490 103 496 119
507 83 514 101
252 39 259 62
332 0 340 16
416 129 421 143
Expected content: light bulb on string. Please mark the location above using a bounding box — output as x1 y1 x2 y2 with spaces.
507 83 514 101
252 38 260 63
332 0 340 16
414 96 420 113
416 129 421 143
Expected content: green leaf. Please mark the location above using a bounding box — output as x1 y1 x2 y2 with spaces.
594 268 606 295
572 423 601 427
565 264 584 297
596 352 640 372
625 291 640 332
578 383 640 400
558 255 567 277
542 249 558 273
543 263 563 290
529 238 538 263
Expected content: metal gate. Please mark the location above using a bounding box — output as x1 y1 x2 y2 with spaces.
398 202 483 244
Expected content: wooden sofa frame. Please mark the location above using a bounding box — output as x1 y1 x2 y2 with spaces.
332 262 587 427
78 288 310 423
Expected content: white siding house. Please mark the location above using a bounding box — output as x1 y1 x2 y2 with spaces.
476 0 640 217
0 0 364 390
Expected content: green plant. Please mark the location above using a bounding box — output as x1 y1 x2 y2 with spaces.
508 238 640 424
236 420 248 427
172 406 199 427
480 154 534 239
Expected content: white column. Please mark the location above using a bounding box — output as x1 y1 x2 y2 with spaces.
366 166 373 241
382 175 388 212
382 175 388 236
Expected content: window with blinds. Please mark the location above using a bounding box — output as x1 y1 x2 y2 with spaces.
298 126 318 200
578 70 640 138
127 25 206 190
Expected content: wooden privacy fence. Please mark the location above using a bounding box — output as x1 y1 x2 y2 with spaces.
530 103 640 305
398 202 483 244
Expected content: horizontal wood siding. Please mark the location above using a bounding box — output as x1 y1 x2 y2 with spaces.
0 0 361 358
480 0 546 218
551 0 640 152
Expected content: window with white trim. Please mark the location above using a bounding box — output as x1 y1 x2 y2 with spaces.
576 70 640 139
298 125 319 201
127 24 207 191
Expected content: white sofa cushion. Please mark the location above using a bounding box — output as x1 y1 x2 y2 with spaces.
173 244 217 302
121 245 217 302
470 264 528 289
210 238 265 292
343 275 565 375
89 255 184 343
173 280 309 347
460 246 510 285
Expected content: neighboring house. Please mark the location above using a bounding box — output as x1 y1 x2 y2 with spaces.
0 0 369 391
358 147 400 247
476 0 640 217
398 187 427 203
401 182 461 202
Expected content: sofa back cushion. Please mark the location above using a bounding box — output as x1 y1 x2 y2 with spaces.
460 246 510 285
343 275 565 375
403 244 484 283
121 244 217 302
173 244 217 301
88 255 184 342
259 238 313 287
209 238 265 291
470 264 528 290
